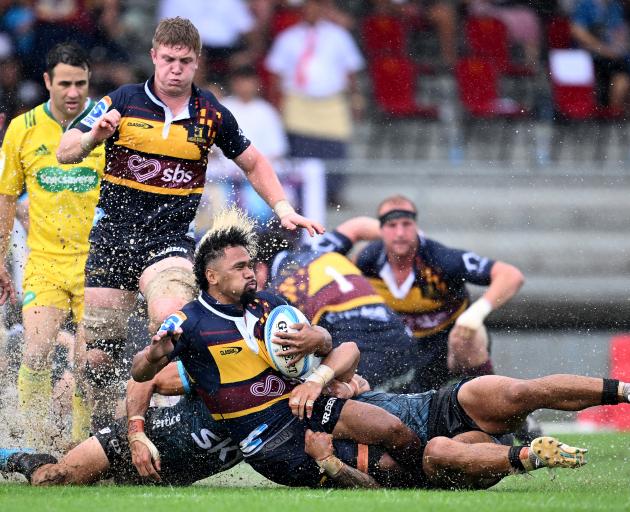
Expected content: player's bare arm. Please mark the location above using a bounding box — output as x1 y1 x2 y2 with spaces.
335 216 381 244
289 341 359 420
233 145 325 236
304 429 380 489
131 327 180 382
273 324 333 366
56 109 121 164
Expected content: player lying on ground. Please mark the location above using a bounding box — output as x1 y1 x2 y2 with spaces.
0 361 242 485
303 373 630 489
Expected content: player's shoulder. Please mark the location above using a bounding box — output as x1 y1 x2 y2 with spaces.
356 240 386 273
195 86 227 111
7 103 45 135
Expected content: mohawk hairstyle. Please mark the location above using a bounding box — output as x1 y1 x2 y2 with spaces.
194 206 258 290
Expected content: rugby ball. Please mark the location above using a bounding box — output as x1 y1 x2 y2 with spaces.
264 305 321 379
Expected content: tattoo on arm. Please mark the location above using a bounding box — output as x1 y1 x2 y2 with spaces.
331 464 380 489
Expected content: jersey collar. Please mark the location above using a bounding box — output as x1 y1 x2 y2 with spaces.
44 98 94 132
198 290 246 319
145 76 197 138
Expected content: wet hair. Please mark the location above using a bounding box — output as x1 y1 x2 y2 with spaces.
153 17 202 56
194 207 258 291
377 194 417 217
45 42 90 79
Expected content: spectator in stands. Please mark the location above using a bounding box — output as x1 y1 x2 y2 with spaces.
571 0 630 110
157 0 260 83
195 66 296 236
467 0 543 70
265 0 364 217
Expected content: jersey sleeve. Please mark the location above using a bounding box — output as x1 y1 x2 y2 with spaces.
310 230 353 255
355 241 383 276
424 239 495 286
214 103 251 159
0 117 26 196
75 87 125 133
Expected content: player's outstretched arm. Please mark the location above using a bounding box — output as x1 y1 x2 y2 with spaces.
57 109 121 163
304 429 380 488
131 328 179 382
233 145 324 236
453 261 524 339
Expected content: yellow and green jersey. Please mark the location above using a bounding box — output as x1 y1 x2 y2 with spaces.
0 100 105 255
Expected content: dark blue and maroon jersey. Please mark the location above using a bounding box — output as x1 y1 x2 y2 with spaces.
269 231 413 355
166 289 298 442
77 77 250 241
356 236 494 339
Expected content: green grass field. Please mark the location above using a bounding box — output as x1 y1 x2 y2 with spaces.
1 433 630 512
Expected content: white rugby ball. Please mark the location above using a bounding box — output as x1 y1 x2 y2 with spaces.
264 304 321 379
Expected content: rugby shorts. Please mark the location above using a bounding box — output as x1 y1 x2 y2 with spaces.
85 229 196 291
23 251 88 322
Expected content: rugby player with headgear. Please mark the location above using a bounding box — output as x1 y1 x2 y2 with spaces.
254 217 421 391
54 16 324 433
131 207 426 488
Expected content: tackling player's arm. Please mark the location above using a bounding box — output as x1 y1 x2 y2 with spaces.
289 341 360 420
125 363 187 481
233 144 324 236
304 430 380 489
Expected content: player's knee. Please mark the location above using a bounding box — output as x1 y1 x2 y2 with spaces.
423 437 456 471
84 346 122 389
503 379 531 404
384 416 414 445
83 305 128 342
144 267 197 333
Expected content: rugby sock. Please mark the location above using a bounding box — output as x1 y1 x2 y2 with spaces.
17 364 52 445
71 387 92 442
509 445 545 472
602 378 620 405
617 381 630 403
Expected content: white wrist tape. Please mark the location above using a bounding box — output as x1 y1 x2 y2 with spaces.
128 432 161 462
306 364 335 386
273 199 296 218
455 298 492 330
80 131 96 152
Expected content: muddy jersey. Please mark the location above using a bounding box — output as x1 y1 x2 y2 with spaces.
270 230 398 336
356 236 494 339
166 290 302 444
76 76 250 242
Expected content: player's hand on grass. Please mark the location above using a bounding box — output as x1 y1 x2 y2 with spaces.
130 436 161 481
0 264 16 305
304 429 334 461
279 211 325 237
92 108 121 143
289 381 323 420
274 324 331 366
